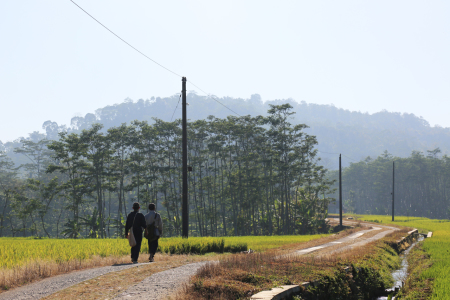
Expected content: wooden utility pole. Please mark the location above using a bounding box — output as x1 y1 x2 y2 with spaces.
339 154 342 227
392 161 395 222
182 77 188 238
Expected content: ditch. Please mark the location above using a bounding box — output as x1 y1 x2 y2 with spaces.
375 235 424 300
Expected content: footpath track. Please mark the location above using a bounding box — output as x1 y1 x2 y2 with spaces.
0 220 398 300
0 263 151 300
297 219 398 257
112 262 208 300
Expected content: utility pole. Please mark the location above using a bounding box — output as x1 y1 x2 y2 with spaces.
182 77 188 238
392 161 395 222
339 154 342 227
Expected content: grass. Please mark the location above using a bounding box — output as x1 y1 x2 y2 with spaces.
0 237 241 269
220 234 330 252
0 234 332 269
351 214 450 300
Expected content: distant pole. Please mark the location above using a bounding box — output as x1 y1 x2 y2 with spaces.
182 77 189 238
339 154 342 227
392 161 395 222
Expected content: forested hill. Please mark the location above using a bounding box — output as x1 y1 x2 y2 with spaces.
3 93 450 169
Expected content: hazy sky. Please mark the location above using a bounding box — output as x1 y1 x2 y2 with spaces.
1 1 449 142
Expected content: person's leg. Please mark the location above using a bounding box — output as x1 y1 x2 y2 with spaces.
154 237 159 256
149 238 159 261
134 231 143 262
147 240 153 262
131 244 138 262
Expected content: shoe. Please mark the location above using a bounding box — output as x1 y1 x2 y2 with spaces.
132 260 138 264
149 255 154 262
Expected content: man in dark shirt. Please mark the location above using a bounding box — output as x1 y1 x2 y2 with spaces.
125 202 147 263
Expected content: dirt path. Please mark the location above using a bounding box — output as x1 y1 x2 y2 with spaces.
0 220 397 300
291 220 398 258
112 262 208 300
0 263 151 300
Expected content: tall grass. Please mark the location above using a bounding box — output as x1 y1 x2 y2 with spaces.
223 234 330 252
0 234 329 269
355 214 450 300
0 237 243 269
157 237 246 254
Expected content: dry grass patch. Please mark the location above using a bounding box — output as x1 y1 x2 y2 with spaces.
0 255 134 293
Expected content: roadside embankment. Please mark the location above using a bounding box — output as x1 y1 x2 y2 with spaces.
250 227 419 300
387 229 419 253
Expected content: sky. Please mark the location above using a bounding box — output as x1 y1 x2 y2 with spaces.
1 0 449 142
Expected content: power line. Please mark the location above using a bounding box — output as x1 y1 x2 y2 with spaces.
69 1 273 124
170 94 181 122
342 154 358 162
188 81 242 117
69 0 244 120
317 150 340 155
317 151 358 162
69 0 182 78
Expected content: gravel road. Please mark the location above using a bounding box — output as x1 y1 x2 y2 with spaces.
314 220 398 256
113 262 210 300
0 263 150 300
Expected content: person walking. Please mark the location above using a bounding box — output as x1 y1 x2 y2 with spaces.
125 202 147 263
144 203 163 262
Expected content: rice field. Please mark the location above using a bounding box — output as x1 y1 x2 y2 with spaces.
355 214 450 299
0 234 329 269
220 234 330 252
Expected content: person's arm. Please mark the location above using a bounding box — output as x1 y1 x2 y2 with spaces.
124 213 131 237
140 214 147 230
157 214 163 236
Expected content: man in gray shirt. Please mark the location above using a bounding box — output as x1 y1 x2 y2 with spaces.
144 203 163 262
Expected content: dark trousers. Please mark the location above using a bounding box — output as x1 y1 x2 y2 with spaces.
148 237 159 255
131 230 143 261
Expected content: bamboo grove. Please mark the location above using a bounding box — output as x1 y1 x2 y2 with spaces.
328 149 450 219
0 104 334 238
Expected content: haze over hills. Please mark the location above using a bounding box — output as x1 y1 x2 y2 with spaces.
2 93 449 169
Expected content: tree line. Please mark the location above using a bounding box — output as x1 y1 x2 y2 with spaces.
0 104 334 238
4 93 449 172
328 149 450 219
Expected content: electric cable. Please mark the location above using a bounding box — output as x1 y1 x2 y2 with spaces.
68 0 334 141
170 94 181 122
317 151 358 162
342 154 358 162
69 0 245 120
188 81 242 117
317 151 340 155
69 0 182 78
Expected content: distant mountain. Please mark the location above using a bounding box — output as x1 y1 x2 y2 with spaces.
3 93 449 169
